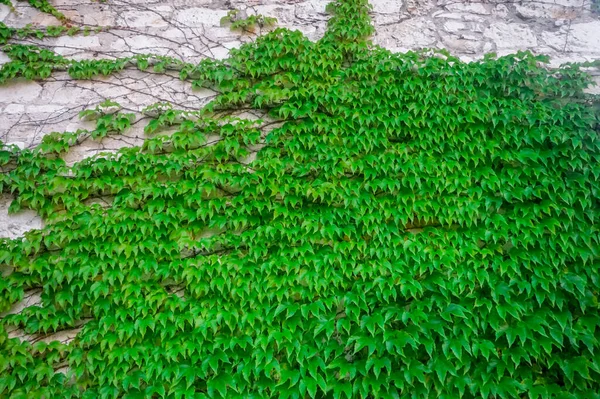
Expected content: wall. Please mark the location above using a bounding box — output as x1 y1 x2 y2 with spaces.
1 0 599 239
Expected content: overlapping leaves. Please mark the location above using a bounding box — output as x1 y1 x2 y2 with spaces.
1 0 600 398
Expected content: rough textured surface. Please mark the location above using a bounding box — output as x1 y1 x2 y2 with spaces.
0 194 43 239
0 0 599 239
0 285 85 345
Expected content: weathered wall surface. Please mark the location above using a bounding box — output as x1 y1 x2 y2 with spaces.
1 0 600 238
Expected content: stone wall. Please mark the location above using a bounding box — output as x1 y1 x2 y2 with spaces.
1 0 600 238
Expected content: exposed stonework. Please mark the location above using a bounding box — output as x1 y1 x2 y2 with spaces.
0 194 43 239
0 0 599 240
0 286 86 345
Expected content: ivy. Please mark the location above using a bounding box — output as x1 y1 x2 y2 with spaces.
1 0 600 398
20 0 66 21
0 22 103 46
0 0 66 21
220 9 278 33
0 45 195 83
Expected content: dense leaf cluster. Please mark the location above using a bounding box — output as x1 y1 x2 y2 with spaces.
1 0 600 398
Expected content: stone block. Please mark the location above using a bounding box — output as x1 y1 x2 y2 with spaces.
54 36 102 54
174 7 225 27
444 20 467 32
120 11 170 28
0 5 10 21
370 0 404 14
441 36 481 54
445 3 491 15
567 21 600 53
0 195 43 239
3 104 25 114
82 9 116 26
294 0 329 20
374 18 438 50
26 104 65 114
0 81 43 102
483 23 538 49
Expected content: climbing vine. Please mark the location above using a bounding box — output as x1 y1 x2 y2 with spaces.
220 9 277 34
1 0 66 21
0 22 103 46
1 0 600 398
